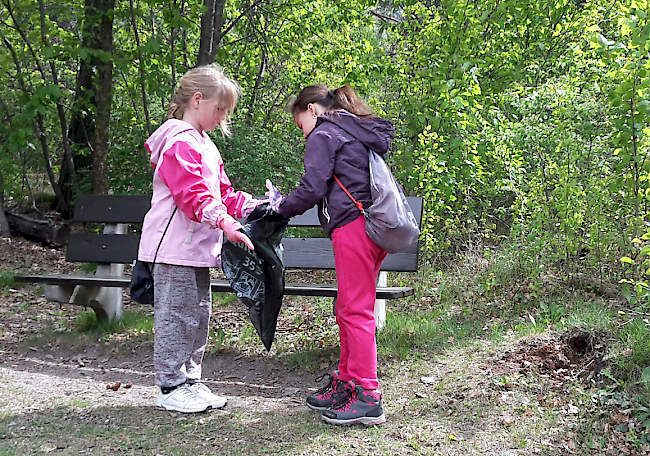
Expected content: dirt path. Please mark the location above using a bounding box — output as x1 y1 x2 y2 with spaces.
0 237 317 412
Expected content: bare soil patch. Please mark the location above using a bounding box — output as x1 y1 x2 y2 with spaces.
487 330 606 387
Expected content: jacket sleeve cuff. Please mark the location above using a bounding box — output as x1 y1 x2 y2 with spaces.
240 197 262 218
199 200 227 229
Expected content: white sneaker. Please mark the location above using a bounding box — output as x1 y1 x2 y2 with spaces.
156 383 211 413
189 382 227 409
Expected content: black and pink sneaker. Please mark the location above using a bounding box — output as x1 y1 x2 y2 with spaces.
306 370 350 411
321 382 386 426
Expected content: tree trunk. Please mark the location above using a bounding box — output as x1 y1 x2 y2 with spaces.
247 49 267 124
0 171 10 239
63 0 117 200
61 0 99 206
0 207 9 239
92 0 115 195
197 0 227 65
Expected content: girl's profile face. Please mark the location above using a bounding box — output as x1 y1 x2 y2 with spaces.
187 92 229 134
293 102 324 138
294 110 317 138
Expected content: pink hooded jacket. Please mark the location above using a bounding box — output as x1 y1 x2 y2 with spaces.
137 119 258 267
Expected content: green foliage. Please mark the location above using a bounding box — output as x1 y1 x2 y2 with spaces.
379 0 597 252
208 327 226 354
212 124 304 195
495 75 618 270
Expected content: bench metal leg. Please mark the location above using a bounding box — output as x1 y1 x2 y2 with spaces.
44 279 124 322
44 284 76 303
374 271 387 331
70 261 125 322
70 284 123 322
67 223 127 322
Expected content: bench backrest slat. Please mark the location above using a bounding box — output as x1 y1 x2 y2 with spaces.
74 195 151 223
66 234 420 271
283 238 419 272
66 234 141 264
68 195 424 272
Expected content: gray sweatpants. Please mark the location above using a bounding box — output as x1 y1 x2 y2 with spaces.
153 263 211 388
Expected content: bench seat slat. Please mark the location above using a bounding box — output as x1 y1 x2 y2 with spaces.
13 274 414 299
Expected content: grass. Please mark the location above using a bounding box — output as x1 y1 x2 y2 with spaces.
4 242 650 455
73 309 154 336
0 269 14 288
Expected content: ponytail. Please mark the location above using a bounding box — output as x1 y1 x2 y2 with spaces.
330 85 373 117
290 84 374 118
167 102 182 120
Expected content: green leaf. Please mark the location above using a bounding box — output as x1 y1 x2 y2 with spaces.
642 367 650 384
597 33 615 48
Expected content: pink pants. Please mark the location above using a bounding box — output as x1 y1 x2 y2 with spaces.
331 215 387 390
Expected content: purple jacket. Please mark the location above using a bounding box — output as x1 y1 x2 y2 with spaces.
278 110 394 236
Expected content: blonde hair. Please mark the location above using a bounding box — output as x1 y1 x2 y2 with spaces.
167 64 241 136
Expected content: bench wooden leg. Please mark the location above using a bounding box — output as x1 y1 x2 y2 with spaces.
374 271 387 332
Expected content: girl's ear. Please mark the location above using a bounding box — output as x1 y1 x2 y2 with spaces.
191 92 202 108
307 103 316 118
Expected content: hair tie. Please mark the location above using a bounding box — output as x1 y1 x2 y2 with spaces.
328 88 336 98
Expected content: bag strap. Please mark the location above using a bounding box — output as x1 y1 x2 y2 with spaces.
333 175 365 214
152 206 178 265
320 118 377 215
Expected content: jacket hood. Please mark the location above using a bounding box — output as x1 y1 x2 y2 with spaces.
316 110 394 155
145 119 198 164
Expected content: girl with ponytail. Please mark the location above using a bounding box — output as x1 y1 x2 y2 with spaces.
138 64 264 413
276 84 395 426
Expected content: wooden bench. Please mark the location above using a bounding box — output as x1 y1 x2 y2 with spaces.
14 195 424 326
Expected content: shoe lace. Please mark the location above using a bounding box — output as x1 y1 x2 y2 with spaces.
333 386 357 412
314 373 335 396
177 384 197 399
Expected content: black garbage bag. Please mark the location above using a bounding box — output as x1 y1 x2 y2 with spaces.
221 204 289 351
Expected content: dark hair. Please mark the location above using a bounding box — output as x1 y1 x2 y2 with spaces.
290 84 374 118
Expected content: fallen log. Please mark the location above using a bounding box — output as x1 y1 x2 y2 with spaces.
6 210 70 246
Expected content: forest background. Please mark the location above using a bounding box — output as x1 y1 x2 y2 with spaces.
1 0 650 453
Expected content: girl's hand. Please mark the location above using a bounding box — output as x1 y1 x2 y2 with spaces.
219 216 254 250
265 179 285 211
